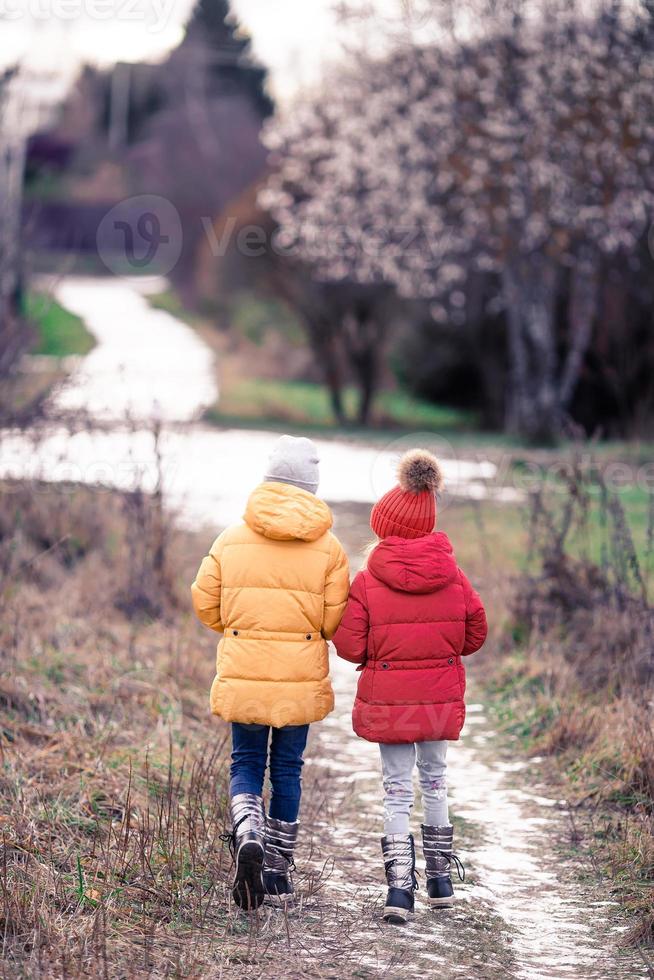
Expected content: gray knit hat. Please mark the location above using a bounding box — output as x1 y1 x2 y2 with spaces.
264 435 320 495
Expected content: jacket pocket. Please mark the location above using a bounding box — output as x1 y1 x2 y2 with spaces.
438 658 463 703
356 663 375 703
457 658 466 698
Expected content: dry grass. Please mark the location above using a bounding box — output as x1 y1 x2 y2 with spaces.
0 368 63 428
490 461 654 946
0 478 247 976
0 483 434 978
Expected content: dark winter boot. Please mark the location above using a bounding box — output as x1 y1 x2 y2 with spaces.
226 793 266 910
421 824 465 908
381 834 418 924
263 817 299 902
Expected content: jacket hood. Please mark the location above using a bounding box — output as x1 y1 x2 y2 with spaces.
368 532 458 594
244 481 333 542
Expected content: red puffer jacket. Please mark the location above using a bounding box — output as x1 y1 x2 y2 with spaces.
333 532 487 743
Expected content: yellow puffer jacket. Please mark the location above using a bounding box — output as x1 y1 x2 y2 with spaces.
191 482 350 728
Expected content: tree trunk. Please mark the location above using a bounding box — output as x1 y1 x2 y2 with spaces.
320 332 347 425
342 305 382 426
267 262 347 425
355 346 377 426
306 317 346 425
503 261 532 435
560 253 598 410
0 125 28 384
502 256 561 443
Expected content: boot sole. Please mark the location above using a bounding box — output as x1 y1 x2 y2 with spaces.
383 906 413 924
264 892 295 908
428 896 456 908
232 841 265 910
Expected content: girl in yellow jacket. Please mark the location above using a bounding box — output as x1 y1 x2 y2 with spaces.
192 435 349 910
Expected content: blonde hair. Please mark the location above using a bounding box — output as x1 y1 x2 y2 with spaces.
361 537 378 569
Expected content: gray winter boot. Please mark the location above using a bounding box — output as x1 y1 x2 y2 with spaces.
381 834 418 924
421 824 465 908
263 817 299 902
227 793 266 910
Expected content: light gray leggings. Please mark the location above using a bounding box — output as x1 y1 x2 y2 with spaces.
379 740 448 835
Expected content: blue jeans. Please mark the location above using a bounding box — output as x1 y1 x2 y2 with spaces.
230 723 310 822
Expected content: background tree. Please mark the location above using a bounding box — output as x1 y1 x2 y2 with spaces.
262 1 654 441
184 0 273 118
195 185 402 425
0 68 30 394
259 91 403 424
127 0 273 296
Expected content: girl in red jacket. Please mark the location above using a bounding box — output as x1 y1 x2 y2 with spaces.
333 450 487 924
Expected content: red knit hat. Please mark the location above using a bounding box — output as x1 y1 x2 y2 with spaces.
371 450 444 539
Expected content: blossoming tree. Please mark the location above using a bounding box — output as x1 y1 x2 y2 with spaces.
262 1 654 439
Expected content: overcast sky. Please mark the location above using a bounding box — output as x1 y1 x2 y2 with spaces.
0 0 355 100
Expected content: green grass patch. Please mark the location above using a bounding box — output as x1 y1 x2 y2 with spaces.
206 377 475 434
442 498 528 573
228 290 305 346
25 291 95 358
566 487 653 581
510 458 654 583
446 469 651 581
148 289 202 326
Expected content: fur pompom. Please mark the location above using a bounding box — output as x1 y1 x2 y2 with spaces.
397 449 444 495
